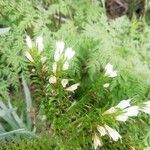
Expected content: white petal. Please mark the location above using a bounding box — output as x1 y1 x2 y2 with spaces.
109 71 117 78
105 63 113 73
64 48 75 60
25 51 34 62
116 114 128 122
103 107 117 115
140 107 150 114
36 36 44 53
97 125 107 136
54 41 65 62
61 79 69 88
105 63 117 78
93 134 103 150
142 101 150 114
56 41 65 54
143 101 150 107
26 35 32 49
103 83 110 88
49 76 57 84
123 106 139 117
104 124 121 141
62 61 69 70
116 99 131 110
65 83 80 92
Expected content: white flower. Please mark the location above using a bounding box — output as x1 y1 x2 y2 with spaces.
140 107 150 114
54 41 65 62
103 107 117 115
49 76 57 84
105 63 117 78
97 125 107 136
52 62 57 74
116 99 131 110
116 114 129 122
143 101 150 107
26 35 32 49
104 124 122 141
140 101 150 114
123 106 139 117
65 83 80 92
103 83 110 88
61 79 69 88
41 56 47 64
36 36 44 53
64 48 75 60
62 61 69 70
25 51 34 62
56 41 65 53
93 133 103 150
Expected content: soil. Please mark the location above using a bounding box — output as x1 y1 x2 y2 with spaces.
105 0 147 19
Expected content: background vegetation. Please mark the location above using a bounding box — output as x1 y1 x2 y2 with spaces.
0 0 150 149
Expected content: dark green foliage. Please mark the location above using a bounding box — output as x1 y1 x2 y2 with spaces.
0 137 55 150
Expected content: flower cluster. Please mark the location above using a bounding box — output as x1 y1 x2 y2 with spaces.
49 41 80 92
25 35 44 63
93 99 150 149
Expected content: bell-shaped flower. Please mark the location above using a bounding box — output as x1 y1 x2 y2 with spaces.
56 41 65 53
93 133 103 150
143 101 150 107
105 63 117 78
65 83 80 92
140 101 150 114
140 107 150 114
52 62 57 74
26 35 32 49
36 36 44 53
62 61 69 70
49 76 57 84
116 99 131 110
103 107 117 115
97 125 107 136
104 124 122 141
123 106 139 117
116 114 129 122
61 79 69 88
64 48 75 60
103 83 110 88
54 41 65 62
25 51 34 62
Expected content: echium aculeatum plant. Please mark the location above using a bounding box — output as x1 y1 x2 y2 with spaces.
25 35 80 120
